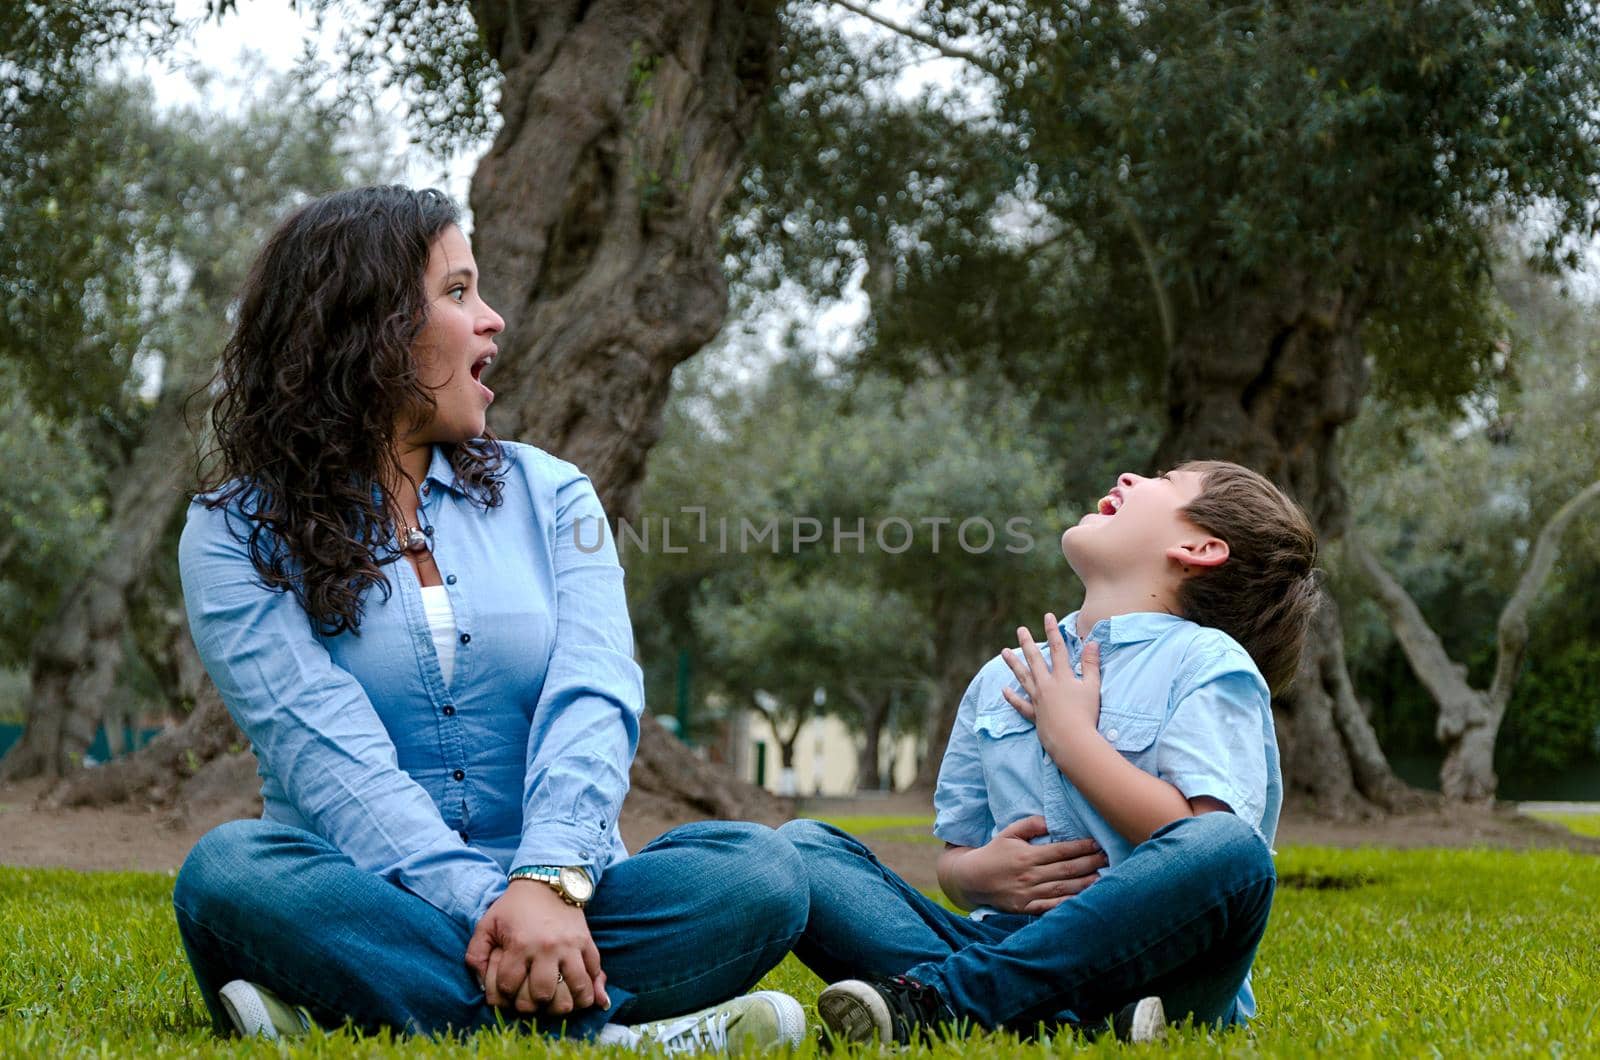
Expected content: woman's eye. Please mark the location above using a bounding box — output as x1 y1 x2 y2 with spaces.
449 285 467 303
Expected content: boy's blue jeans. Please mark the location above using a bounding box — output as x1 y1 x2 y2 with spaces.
779 811 1275 1032
172 818 807 1039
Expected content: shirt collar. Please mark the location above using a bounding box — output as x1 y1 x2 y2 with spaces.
1060 610 1186 647
423 445 468 498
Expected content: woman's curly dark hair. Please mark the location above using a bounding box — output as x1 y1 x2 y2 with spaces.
197 185 504 636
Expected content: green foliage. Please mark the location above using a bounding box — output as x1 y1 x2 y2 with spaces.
735 12 1161 411
694 575 922 743
202 0 501 159
6 846 1600 1054
0 53 394 672
1496 635 1600 777
629 345 1149 755
740 1 1600 437
0 376 108 664
970 0 1598 397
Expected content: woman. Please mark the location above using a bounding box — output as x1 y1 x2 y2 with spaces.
173 186 806 1050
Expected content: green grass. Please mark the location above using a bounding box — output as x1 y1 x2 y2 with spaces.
816 814 944 845
811 815 939 833
4 846 1600 1056
1526 811 1600 838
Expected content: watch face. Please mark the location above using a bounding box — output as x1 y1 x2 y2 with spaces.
560 866 594 902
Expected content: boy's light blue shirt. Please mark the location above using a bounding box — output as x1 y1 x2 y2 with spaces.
178 442 643 934
933 610 1281 1019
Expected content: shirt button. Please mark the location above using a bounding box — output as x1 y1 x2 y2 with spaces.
424 525 434 537
422 483 431 496
442 705 455 717
446 574 457 585
459 633 470 644
452 769 465 781
1107 728 1120 741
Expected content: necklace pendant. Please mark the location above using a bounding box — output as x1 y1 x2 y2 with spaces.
403 527 430 554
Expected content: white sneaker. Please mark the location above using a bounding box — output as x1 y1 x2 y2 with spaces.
622 990 807 1053
1113 995 1166 1043
217 979 312 1040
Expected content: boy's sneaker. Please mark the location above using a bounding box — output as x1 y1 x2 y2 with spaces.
217 979 312 1040
626 990 807 1053
816 975 955 1045
1112 995 1167 1043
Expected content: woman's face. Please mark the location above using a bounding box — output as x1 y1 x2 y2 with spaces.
404 224 505 446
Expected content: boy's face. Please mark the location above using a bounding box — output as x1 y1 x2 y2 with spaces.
1061 469 1215 580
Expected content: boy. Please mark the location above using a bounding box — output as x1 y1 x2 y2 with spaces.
779 461 1320 1043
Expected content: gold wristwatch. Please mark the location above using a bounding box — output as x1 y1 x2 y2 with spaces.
509 865 594 908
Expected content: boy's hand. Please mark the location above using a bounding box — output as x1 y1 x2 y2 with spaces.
1001 613 1102 757
939 816 1106 914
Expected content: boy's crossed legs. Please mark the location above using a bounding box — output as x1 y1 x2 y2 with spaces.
779 811 1274 1039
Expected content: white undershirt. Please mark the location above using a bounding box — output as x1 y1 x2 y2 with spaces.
419 584 456 686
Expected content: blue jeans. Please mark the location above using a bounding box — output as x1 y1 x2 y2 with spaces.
779 812 1274 1032
173 818 807 1039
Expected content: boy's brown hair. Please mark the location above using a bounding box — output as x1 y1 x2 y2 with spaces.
1173 460 1321 695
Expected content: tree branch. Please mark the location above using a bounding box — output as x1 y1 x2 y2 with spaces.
1111 189 1175 354
1488 477 1600 711
1346 534 1481 717
828 0 1003 79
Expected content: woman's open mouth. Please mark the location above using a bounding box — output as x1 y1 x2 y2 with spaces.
470 351 495 403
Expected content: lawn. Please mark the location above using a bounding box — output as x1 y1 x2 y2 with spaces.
1524 811 1600 839
4 842 1599 1057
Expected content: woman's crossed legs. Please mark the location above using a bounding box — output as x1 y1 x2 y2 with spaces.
173 819 806 1039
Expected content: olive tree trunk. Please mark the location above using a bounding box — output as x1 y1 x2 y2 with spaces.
1347 476 1600 802
0 379 194 782
470 0 780 519
1155 276 1417 816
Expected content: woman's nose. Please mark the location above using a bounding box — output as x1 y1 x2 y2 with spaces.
1118 472 1140 488
480 304 505 335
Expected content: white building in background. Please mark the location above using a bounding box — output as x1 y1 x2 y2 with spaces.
727 709 922 797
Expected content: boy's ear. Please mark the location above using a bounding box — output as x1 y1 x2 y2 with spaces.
1165 537 1229 570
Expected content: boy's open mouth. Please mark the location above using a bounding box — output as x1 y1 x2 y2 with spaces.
1097 491 1124 516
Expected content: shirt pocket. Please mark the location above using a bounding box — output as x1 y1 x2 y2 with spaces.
972 700 1038 792
973 702 1035 740
1097 707 1162 765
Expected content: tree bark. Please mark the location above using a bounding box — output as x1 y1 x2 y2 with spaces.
0 380 195 782
471 0 781 521
857 694 896 794
45 596 247 809
912 587 1009 789
1155 276 1412 815
848 687 890 792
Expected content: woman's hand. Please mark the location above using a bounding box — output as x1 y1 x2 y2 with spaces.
465 880 609 1016
937 816 1107 915
1000 614 1101 758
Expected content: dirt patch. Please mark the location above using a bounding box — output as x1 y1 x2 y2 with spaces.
1276 800 1600 854
3 779 1596 882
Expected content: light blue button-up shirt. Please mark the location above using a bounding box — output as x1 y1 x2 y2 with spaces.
933 610 1280 1018
178 441 643 933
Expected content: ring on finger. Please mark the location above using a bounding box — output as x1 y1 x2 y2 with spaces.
555 972 564 984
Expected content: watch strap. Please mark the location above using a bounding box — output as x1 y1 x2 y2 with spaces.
509 864 589 906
